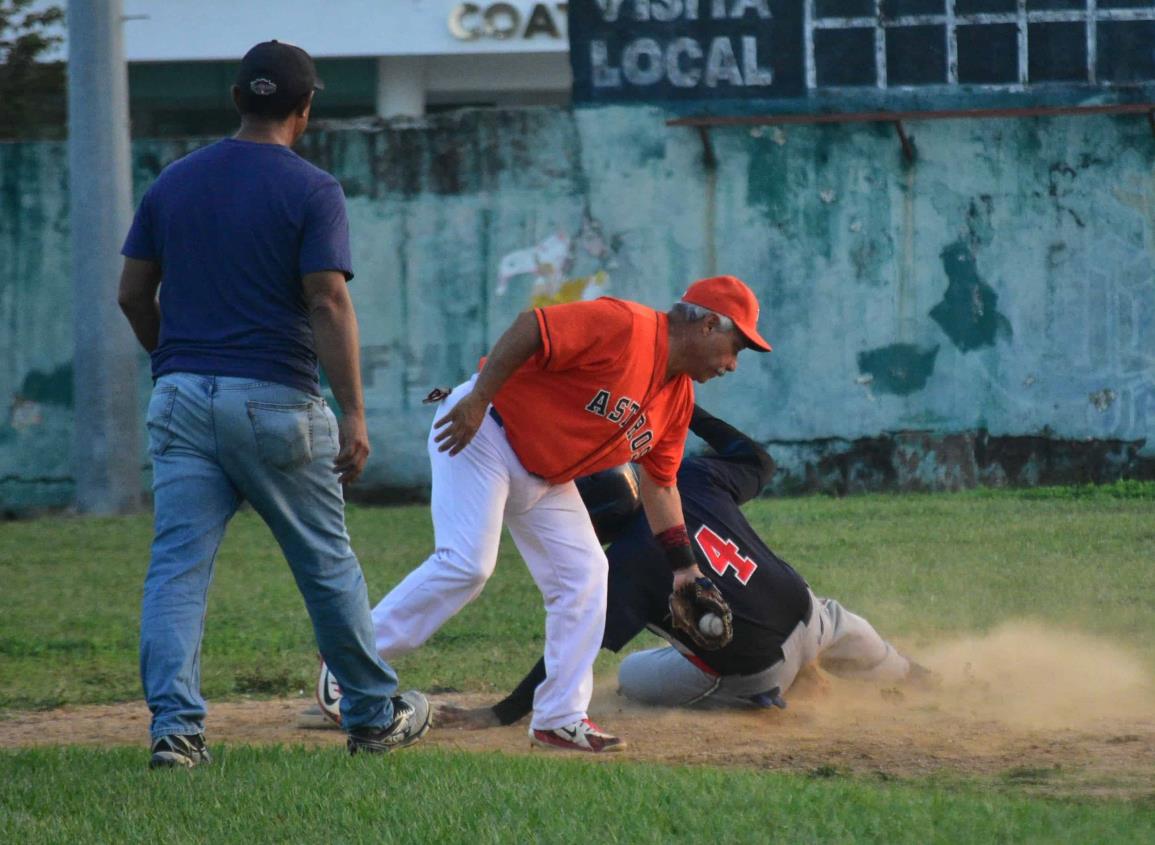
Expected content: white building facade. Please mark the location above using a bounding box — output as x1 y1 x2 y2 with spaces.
116 0 572 116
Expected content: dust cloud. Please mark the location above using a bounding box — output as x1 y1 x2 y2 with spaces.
912 621 1154 731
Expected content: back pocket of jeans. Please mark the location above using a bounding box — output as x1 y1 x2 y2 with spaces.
247 401 314 471
146 385 179 457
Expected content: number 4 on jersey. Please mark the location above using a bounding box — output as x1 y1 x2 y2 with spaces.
693 525 757 585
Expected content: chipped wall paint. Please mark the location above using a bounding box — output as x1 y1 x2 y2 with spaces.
2 106 1154 509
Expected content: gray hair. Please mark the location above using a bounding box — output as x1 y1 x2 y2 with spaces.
670 300 735 332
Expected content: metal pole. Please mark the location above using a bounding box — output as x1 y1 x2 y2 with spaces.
68 0 142 514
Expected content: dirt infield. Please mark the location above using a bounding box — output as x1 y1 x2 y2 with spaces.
3 623 1153 799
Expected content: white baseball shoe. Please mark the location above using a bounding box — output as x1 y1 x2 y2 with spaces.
529 718 626 753
315 659 343 727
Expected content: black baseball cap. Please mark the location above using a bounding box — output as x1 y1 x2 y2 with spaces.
235 40 323 113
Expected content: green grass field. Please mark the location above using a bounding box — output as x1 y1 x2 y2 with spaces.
2 483 1154 842
4 746 1153 844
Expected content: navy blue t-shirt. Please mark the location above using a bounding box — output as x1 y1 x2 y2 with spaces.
122 138 354 394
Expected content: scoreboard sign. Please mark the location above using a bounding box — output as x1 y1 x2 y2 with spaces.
569 1 1155 114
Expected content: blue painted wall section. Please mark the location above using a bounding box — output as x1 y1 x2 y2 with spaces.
1 106 1153 510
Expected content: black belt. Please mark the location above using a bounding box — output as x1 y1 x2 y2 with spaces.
488 406 504 428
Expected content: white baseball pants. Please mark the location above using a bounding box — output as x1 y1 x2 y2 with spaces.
618 591 911 707
370 377 608 731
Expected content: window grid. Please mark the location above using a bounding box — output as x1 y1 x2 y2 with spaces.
806 0 1155 90
875 0 887 88
1017 0 1028 87
804 0 817 89
946 0 957 85
1087 0 1097 84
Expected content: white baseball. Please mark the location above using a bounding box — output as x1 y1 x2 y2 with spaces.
699 613 724 637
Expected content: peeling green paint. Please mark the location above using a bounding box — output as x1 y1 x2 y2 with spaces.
857 344 940 396
745 136 792 225
3 108 1154 510
19 364 73 407
930 240 1013 352
745 123 845 261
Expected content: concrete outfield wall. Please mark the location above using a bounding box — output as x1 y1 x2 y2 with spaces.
2 106 1154 510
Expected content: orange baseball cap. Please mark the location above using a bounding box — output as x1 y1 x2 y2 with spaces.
681 275 772 352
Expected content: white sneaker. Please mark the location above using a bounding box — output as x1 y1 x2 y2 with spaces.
315 659 343 727
529 718 626 753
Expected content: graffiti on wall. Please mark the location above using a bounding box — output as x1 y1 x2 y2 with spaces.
9 396 43 431
497 215 621 307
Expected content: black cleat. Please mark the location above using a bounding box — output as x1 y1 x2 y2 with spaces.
347 690 432 755
149 733 211 769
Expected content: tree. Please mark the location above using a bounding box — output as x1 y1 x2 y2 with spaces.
0 0 65 140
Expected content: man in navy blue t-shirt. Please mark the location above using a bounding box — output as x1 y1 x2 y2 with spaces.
118 41 429 768
429 406 926 728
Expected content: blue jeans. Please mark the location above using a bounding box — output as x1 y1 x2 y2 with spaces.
141 373 397 737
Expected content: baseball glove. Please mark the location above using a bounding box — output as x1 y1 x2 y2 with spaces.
669 576 734 650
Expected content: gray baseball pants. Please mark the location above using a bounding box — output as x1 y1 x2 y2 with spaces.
618 591 911 707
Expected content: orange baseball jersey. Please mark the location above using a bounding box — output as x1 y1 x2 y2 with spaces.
492 297 695 486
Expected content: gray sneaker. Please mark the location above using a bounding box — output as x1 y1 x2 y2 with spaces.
347 690 432 755
149 733 211 769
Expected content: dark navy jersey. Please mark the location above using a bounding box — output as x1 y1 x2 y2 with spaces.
602 407 811 676
491 407 812 725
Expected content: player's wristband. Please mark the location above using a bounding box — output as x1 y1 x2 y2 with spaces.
656 524 695 572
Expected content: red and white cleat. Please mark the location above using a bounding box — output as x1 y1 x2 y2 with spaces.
529 718 626 753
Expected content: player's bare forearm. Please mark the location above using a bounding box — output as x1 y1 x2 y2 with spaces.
638 470 684 533
304 272 364 415
434 310 542 455
120 300 161 353
638 470 704 588
304 271 369 484
117 257 162 352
